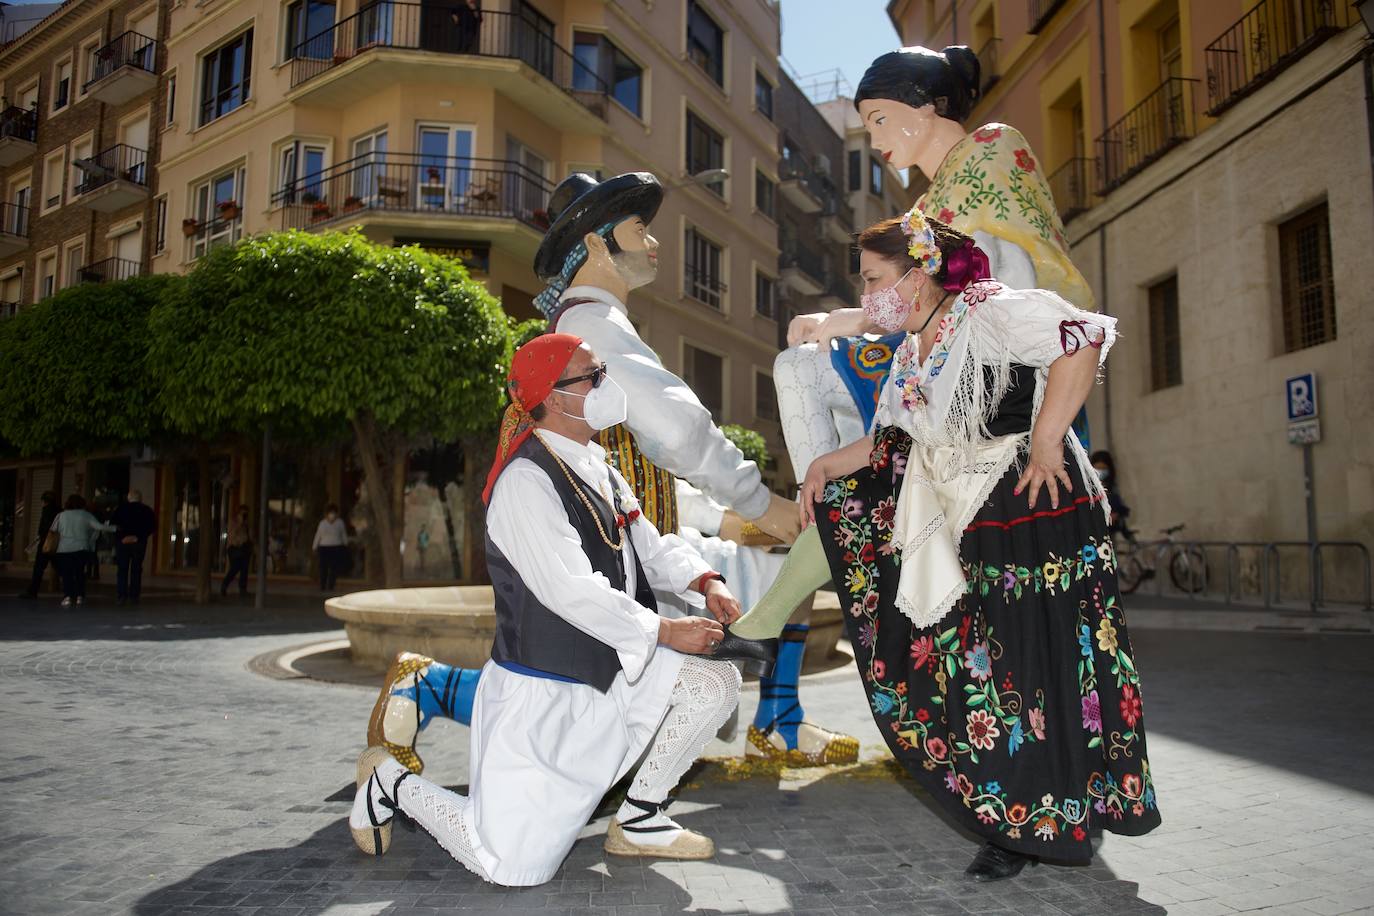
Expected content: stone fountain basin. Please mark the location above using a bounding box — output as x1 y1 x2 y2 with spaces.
324 586 497 670
324 585 847 674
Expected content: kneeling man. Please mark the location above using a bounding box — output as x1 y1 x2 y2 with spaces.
349 333 743 886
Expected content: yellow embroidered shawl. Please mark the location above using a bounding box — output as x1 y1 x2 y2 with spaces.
918 123 1094 310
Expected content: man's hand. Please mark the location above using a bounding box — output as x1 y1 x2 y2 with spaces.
658 616 725 654
752 492 802 545
702 578 740 625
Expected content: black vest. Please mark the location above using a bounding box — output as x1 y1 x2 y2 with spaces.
487 436 659 692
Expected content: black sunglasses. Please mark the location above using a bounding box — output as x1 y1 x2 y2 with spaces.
553 364 608 390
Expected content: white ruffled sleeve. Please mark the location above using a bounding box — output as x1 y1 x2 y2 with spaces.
975 285 1117 370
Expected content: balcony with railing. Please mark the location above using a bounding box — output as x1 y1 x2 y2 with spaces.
817 192 856 246
1096 77 1200 193
79 257 144 284
1028 0 1069 34
0 106 37 166
275 153 554 252
684 264 727 310
83 31 160 105
977 38 1001 94
0 201 30 257
818 273 855 310
1047 157 1094 222
74 144 150 212
780 238 826 296
287 6 609 129
1204 0 1355 115
778 158 827 215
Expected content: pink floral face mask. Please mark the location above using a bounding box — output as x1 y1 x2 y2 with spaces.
861 268 917 332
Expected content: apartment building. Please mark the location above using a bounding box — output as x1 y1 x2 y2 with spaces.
888 0 1373 599
1 0 798 585
0 0 166 566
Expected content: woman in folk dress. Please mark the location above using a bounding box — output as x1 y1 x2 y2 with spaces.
799 208 1161 880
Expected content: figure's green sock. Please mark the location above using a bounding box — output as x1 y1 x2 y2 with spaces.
730 525 831 639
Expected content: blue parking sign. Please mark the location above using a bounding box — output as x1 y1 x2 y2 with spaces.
1285 373 1318 422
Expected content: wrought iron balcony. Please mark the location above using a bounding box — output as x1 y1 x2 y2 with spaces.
83 31 159 105
79 257 144 284
1096 78 1199 193
819 273 855 308
1047 157 1094 221
74 144 150 211
1028 0 1069 34
274 153 554 232
780 239 827 295
778 159 828 215
288 5 608 120
1204 0 1354 116
0 201 30 257
977 38 1001 94
0 106 37 166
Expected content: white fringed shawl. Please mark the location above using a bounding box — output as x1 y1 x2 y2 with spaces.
877 280 1118 629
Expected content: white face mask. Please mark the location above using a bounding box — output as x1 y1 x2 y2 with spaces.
1094 467 1111 481
557 376 628 431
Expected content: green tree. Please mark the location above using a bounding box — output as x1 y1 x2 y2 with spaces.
0 275 178 456
722 423 770 470
149 230 512 587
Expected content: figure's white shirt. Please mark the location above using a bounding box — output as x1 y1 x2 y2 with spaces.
555 286 772 520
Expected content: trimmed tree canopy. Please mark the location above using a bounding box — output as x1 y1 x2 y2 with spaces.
148 230 511 441
722 423 769 470
0 274 179 457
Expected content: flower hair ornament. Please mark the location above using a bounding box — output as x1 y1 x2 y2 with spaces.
899 203 942 276
899 203 992 293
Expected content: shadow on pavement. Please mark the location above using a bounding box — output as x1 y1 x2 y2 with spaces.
1127 627 1374 797
131 763 1164 916
0 595 342 643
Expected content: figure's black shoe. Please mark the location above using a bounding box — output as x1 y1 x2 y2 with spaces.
965 842 1036 881
707 628 777 678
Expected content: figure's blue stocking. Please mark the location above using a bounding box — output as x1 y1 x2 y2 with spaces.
752 624 809 749
395 661 481 728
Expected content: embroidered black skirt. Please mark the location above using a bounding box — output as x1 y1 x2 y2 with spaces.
815 427 1161 862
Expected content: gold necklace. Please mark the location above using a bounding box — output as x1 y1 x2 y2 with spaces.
533 431 624 551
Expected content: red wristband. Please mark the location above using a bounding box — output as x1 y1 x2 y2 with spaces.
693 571 724 593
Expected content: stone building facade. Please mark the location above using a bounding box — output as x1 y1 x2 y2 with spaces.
887 0 1373 602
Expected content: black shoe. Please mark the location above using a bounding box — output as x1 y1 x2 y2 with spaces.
965 842 1036 882
708 627 778 678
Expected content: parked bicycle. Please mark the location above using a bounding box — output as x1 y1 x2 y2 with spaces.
1114 523 1209 595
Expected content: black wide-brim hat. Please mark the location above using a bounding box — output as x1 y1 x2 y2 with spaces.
534 171 664 282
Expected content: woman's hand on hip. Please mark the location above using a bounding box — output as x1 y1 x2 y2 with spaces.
1015 435 1072 510
799 456 832 527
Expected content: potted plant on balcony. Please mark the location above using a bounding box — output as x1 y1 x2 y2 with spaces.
182 217 202 237
217 199 241 221
342 195 365 213
310 199 333 223
426 166 443 183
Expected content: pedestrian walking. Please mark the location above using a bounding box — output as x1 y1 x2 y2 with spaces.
18 490 60 599
221 506 252 597
49 495 114 607
1091 450 1132 539
312 504 349 591
111 489 157 605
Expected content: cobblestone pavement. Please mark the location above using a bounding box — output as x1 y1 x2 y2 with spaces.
1 596 1372 916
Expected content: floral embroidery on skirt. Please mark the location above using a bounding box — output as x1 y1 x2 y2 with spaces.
815 426 1161 861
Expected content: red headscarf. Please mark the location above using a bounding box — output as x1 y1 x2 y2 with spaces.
482 332 584 505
